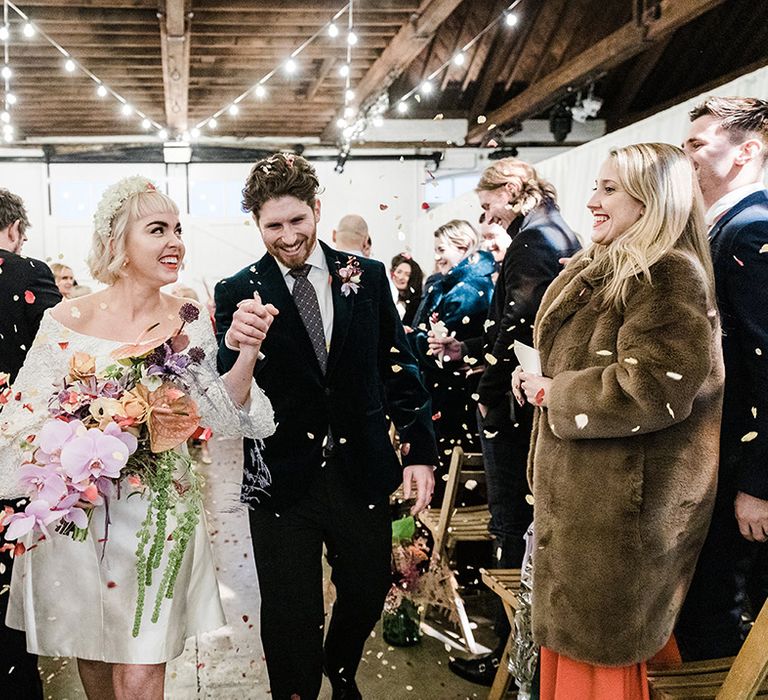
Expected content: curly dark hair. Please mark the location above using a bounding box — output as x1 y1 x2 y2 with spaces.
242 152 320 219
0 187 30 234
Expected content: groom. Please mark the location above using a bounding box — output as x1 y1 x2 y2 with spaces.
215 153 438 700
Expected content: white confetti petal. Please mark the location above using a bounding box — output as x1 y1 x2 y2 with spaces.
575 414 589 429
484 353 497 365
665 371 683 380
666 403 675 418
752 407 758 419
631 425 641 433
307 432 314 439
461 316 470 325
741 431 758 442
391 364 402 373
756 348 763 356
624 357 638 365
596 350 613 356
465 479 477 490
760 244 768 254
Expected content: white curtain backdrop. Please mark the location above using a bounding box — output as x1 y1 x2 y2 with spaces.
411 62 768 267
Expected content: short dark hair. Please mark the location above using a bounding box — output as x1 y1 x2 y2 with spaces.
690 96 768 159
242 153 320 219
0 188 30 234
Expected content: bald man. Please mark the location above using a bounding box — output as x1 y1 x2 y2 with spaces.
332 214 370 257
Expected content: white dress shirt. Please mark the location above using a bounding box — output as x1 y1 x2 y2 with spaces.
705 182 766 229
275 243 335 348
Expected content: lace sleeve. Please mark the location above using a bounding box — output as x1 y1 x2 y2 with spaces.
186 318 276 441
0 313 65 498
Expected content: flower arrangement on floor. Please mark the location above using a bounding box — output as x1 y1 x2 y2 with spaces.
382 515 456 646
0 303 206 636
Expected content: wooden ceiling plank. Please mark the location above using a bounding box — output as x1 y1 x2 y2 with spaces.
467 0 728 143
304 58 337 101
159 0 191 134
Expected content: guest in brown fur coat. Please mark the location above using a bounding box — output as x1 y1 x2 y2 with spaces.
513 143 725 699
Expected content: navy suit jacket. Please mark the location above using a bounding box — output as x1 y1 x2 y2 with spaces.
0 250 61 383
709 189 768 499
215 242 439 507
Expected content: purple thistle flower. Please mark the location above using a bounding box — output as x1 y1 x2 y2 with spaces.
179 303 200 324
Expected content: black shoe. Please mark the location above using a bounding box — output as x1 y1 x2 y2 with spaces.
331 680 362 700
448 652 501 686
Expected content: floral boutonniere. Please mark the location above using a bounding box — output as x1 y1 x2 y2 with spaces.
337 256 362 296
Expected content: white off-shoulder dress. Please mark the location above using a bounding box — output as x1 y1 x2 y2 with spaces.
0 310 275 663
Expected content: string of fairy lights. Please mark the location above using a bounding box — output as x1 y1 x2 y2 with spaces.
1 0 166 144
1 0 523 148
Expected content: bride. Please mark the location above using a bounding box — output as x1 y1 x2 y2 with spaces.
0 177 276 699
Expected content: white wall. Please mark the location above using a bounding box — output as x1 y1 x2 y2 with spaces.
1 158 426 302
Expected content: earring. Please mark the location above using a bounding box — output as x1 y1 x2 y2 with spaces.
122 259 129 267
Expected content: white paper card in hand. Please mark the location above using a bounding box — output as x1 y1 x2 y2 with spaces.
514 340 541 375
430 319 449 339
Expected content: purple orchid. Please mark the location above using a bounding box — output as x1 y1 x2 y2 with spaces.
59 427 134 485
18 463 68 505
3 499 67 540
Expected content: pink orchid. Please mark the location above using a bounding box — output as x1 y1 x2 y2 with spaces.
57 491 90 529
18 463 68 505
4 499 67 540
37 419 83 457
60 428 132 485
103 421 138 454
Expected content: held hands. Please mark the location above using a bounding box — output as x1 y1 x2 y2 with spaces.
400 442 435 515
427 332 463 362
512 366 553 408
226 292 279 356
735 491 768 542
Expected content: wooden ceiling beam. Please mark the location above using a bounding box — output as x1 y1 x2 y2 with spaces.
321 0 468 141
159 0 191 135
466 0 727 143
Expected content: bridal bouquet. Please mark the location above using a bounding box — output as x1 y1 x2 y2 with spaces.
1 303 207 635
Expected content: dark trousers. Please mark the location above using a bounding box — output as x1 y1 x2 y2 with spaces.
477 405 533 643
248 458 392 700
0 500 43 698
676 490 768 660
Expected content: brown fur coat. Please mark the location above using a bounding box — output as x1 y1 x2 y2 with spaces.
528 250 724 665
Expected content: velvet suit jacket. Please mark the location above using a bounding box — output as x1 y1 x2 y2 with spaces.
0 250 61 383
215 242 439 507
709 189 768 499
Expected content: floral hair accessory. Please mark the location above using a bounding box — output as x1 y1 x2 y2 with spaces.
337 255 362 296
93 175 158 240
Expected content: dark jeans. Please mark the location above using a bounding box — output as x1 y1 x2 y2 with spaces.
676 490 768 660
248 457 392 700
0 500 43 698
477 404 533 642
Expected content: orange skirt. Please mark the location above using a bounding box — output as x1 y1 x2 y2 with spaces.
539 636 681 700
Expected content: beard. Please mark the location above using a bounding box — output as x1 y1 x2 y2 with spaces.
265 228 318 269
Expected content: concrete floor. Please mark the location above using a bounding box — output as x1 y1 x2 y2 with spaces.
37 437 502 699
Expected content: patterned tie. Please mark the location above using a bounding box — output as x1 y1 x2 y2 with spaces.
289 264 328 374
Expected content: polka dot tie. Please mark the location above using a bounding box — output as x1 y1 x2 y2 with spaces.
289 265 328 374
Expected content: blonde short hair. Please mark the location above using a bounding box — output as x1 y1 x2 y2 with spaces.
50 262 72 280
475 157 558 217
433 219 480 256
87 189 178 285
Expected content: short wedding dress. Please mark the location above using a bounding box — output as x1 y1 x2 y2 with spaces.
0 309 275 663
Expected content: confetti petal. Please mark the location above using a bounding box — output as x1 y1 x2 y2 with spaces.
666 403 675 419
760 244 768 254
379 203 389 211
24 290 36 304
484 353 497 365
596 350 612 356
741 431 758 442
420 202 430 210
665 371 683 380
575 414 589 429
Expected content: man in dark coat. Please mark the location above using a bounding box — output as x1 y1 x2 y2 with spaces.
215 154 438 700
677 96 768 660
0 188 61 698
430 159 580 685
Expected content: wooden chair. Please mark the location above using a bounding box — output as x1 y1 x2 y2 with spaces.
647 598 768 699
418 446 492 653
481 568 523 699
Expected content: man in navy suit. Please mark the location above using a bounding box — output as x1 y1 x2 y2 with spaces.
0 188 61 698
215 154 437 700
677 96 768 660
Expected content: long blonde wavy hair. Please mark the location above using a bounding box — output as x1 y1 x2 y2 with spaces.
588 142 715 310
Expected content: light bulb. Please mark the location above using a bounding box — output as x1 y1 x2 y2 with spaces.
121 103 133 116
3 123 13 135
328 23 339 38
347 31 358 46
228 104 239 116
4 132 12 143
453 53 465 66
64 59 76 73
1 66 11 79
255 84 266 98
420 81 433 95
208 118 218 129
97 85 107 97
345 89 355 101
336 118 347 129
285 59 297 74
141 118 151 129
344 106 356 119
23 23 35 38
372 115 384 127
505 13 518 27
1 111 9 123
158 128 168 140
339 63 350 78
191 127 200 138
397 101 408 114
6 93 16 105
0 26 9 42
